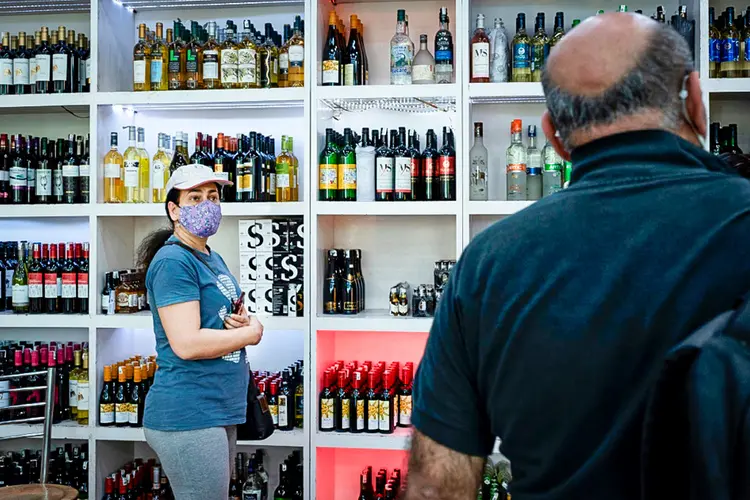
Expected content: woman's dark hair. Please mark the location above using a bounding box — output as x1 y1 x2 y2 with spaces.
136 188 181 272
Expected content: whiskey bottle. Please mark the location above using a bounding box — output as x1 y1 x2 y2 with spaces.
133 24 151 91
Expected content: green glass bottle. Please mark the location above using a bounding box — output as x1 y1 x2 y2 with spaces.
549 12 565 50
11 241 29 314
338 128 357 201
319 129 338 201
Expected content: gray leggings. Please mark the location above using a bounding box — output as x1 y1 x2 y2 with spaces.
145 425 237 500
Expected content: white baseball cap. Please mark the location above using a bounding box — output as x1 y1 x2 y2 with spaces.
165 164 233 193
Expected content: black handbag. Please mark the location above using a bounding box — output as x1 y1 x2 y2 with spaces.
165 241 275 440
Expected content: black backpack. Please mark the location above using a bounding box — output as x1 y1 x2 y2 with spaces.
641 299 750 499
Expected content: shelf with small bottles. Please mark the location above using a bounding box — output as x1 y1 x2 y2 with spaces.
706 5 750 81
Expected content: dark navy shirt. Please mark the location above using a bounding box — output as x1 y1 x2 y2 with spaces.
412 131 750 499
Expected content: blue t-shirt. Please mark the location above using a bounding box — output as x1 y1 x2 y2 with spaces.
143 237 249 431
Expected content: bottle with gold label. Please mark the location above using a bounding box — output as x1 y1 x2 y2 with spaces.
136 127 150 202
122 126 141 203
76 351 90 425
167 23 185 90
152 133 170 202
185 22 203 89
150 22 168 91
238 21 259 89
288 16 304 88
220 21 240 89
133 24 151 91
202 22 220 89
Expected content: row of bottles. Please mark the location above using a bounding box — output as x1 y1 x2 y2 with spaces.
708 6 750 78
0 341 90 426
711 122 744 156
471 5 693 83
322 249 365 315
357 466 404 499
0 443 89 497
230 449 303 500
318 126 456 202
0 133 90 205
321 7 454 86
476 458 512 500
252 361 304 432
102 459 173 500
99 355 157 428
100 269 149 315
0 26 90 95
133 17 304 91
103 128 299 203
468 119 571 202
319 360 413 434
1 241 89 315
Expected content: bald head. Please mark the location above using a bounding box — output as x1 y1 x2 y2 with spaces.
541 13 700 154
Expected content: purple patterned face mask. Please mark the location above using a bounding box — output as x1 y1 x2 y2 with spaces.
178 200 222 238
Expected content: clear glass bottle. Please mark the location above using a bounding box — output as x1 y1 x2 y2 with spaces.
288 15 305 88
526 125 542 201
202 22 220 89
511 13 531 82
263 23 279 88
238 20 259 89
542 136 563 197
122 126 140 203
136 127 150 203
151 133 169 203
390 9 414 85
470 14 490 83
549 12 565 50
242 459 263 499
530 13 549 82
133 23 151 91
149 22 168 91
489 18 509 83
220 21 239 89
434 7 453 84
412 34 435 84
469 122 488 201
721 7 741 78
505 119 527 201
103 132 123 203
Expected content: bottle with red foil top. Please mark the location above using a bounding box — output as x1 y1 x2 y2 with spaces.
27 350 42 418
61 242 77 314
334 369 350 432
319 369 335 432
349 370 366 433
438 127 456 201
365 370 380 433
27 242 44 314
379 369 396 434
76 242 89 314
9 350 23 413
44 243 60 314
56 243 64 301
398 366 412 427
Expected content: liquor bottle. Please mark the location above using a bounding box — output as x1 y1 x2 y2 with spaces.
136 128 150 202
398 366 412 427
319 370 335 431
319 129 338 201
219 22 239 89
185 23 203 90
365 371 380 433
334 370 350 432
44 243 60 314
323 249 340 315
169 135 189 174
722 7 741 78
34 138 51 203
469 122 488 201
52 26 72 93
275 136 292 202
322 11 341 86
129 364 144 427
0 34 13 96
65 29 80 94
79 135 90 204
10 136 27 204
393 128 411 201
13 32 31 95
132 24 151 91
343 250 358 314
103 132 123 203
390 9 414 85
374 131 394 201
278 369 294 430
76 351 89 425
526 125 542 201
294 363 304 428
412 34 435 84
549 12 565 50
0 135 8 203
99 365 115 426
470 14 490 83
710 122 721 155
26 137 37 204
68 348 81 419
263 23 279 88
347 370 364 433
76 242 88 314
27 243 44 314
238 21 259 89
288 16 304 88
151 133 168 202
434 7 454 84
724 124 744 154
345 15 363 86
506 119 527 201
542 135 563 197
708 7 721 79
113 365 130 428
60 134 79 204
407 131 422 201
274 463 291 500
61 243 77 314
243 458 263 499
359 471 373 500
278 24 291 88
530 13 549 82
167 23 185 90
339 128 357 201
79 33 91 93
437 127 455 201
120 126 140 203
511 14 531 82
148 22 168 91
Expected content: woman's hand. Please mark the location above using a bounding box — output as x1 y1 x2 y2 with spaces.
224 312 250 330
239 316 264 346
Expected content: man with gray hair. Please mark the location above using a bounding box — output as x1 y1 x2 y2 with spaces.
405 13 750 500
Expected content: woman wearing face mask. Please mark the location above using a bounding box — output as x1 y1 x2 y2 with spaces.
136 164 263 500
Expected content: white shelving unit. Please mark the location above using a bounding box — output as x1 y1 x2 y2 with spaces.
0 0 746 497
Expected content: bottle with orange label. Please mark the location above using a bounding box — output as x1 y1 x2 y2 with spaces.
506 118 528 201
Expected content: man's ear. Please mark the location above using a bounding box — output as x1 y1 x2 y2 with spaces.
685 71 707 138
541 111 571 162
